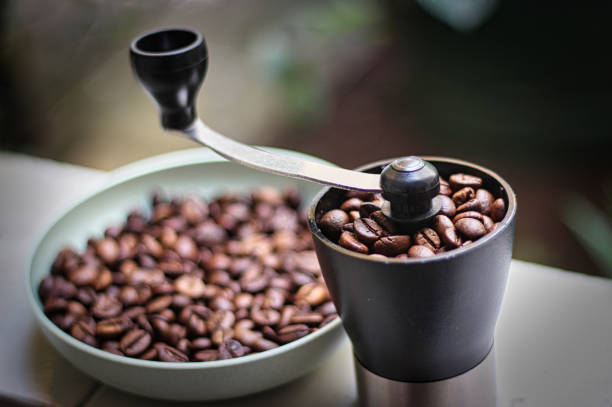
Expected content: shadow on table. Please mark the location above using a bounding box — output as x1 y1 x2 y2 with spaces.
26 327 99 407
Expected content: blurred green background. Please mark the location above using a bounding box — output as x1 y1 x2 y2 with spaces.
1 0 610 277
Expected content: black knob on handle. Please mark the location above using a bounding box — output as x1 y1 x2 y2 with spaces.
130 28 208 130
380 156 441 224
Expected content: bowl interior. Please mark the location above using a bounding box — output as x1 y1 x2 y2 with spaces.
27 147 342 370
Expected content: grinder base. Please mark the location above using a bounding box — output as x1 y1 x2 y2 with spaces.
355 347 497 407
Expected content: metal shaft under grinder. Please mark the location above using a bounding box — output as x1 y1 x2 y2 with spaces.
130 27 517 407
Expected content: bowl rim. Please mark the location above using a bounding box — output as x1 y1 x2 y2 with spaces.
25 147 342 370
307 155 517 265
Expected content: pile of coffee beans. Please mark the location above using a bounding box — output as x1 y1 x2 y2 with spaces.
39 187 338 362
318 173 507 258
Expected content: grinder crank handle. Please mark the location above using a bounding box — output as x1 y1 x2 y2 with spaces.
129 27 441 223
129 27 380 192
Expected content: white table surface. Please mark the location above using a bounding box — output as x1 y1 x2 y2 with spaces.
1 151 611 407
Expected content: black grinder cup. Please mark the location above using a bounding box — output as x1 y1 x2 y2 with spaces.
308 157 516 406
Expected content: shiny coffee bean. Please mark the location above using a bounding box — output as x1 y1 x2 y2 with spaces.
437 195 456 218
491 198 506 222
439 179 452 196
373 235 411 257
456 198 481 214
449 173 483 190
96 317 132 337
193 349 218 361
359 202 380 218
218 339 248 359
92 294 122 319
452 187 475 206
338 232 369 254
120 329 152 356
319 209 349 240
277 324 310 343
353 218 383 245
475 189 494 215
455 218 487 240
155 343 189 362
408 245 435 258
340 198 363 212
413 228 441 252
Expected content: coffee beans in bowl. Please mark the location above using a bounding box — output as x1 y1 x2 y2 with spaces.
317 173 507 258
39 187 338 362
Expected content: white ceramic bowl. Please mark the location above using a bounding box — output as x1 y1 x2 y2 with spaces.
26 148 346 401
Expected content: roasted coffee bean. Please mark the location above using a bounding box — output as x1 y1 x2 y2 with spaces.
277 324 310 343
174 274 205 298
338 232 369 254
440 228 461 248
370 210 397 234
140 348 157 360
453 211 484 223
209 296 235 311
437 195 456 218
95 238 120 265
68 265 98 287
172 294 191 309
408 245 435 258
96 317 132 337
102 340 123 356
491 198 506 222
295 283 328 306
218 339 247 359
456 198 481 214
93 269 113 291
176 338 191 354
146 295 173 314
194 349 218 361
482 215 495 232
253 337 279 351
211 327 234 346
439 179 452 196
475 189 494 215
319 209 349 240
452 187 475 206
449 173 483 190
67 300 87 317
191 337 212 350
359 202 380 218
174 235 199 261
340 198 363 212
413 228 441 251
44 297 68 314
122 306 146 320
316 301 336 316
290 313 323 325
92 294 122 319
373 235 411 257
455 218 487 240
353 218 383 245
251 307 280 326
155 343 189 362
120 329 152 356
234 293 254 309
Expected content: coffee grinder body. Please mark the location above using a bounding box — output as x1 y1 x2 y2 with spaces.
309 157 516 406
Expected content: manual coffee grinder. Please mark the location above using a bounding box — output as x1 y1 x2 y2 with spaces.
130 27 516 407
